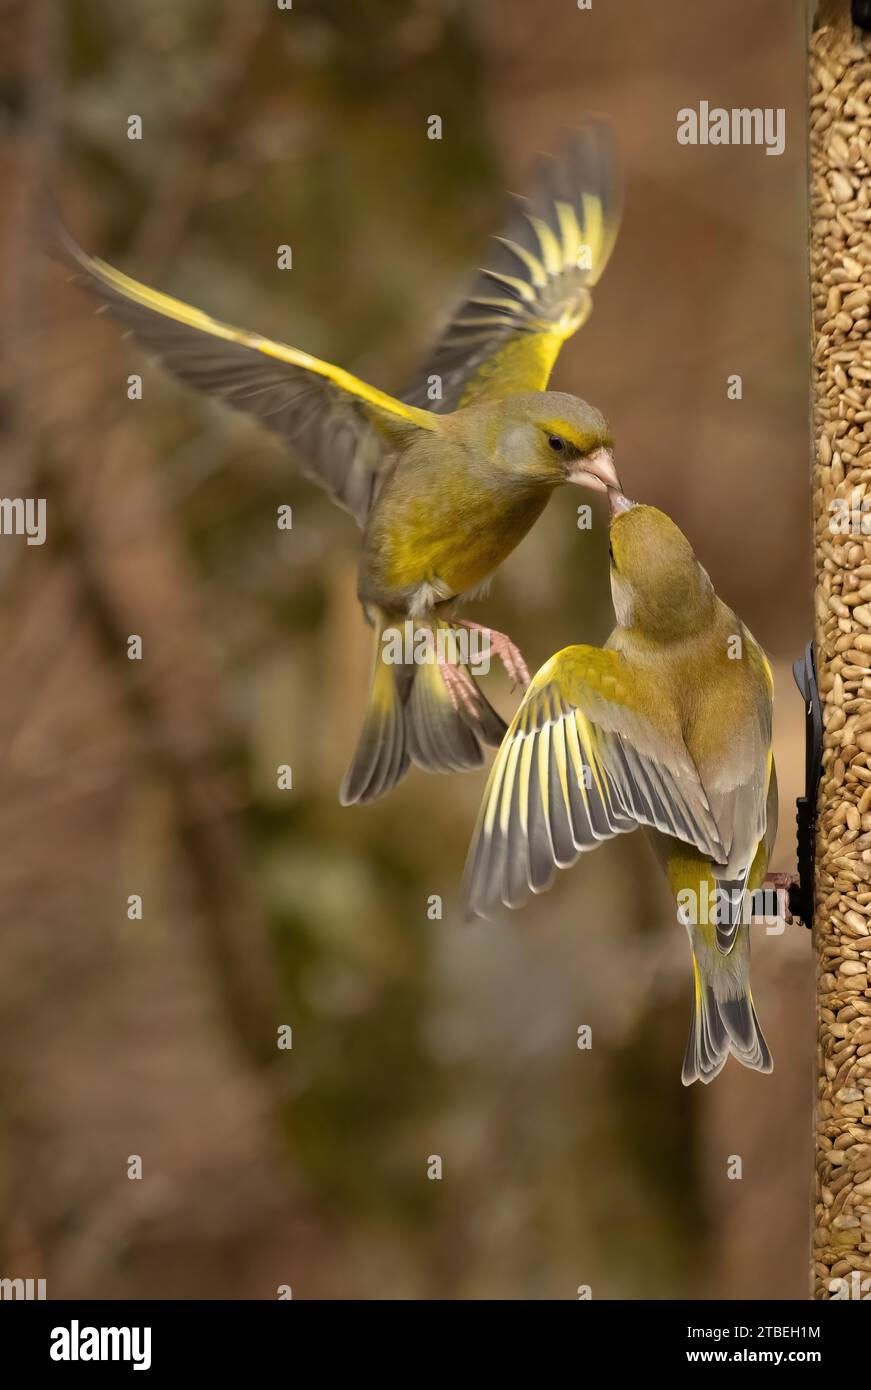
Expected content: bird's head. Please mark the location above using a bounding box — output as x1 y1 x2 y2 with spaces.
497 391 617 491
608 496 715 640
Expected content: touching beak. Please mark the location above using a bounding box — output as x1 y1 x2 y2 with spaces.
608 489 635 518
567 445 620 495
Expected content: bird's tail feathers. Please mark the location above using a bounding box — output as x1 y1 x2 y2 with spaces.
339 622 410 805
682 926 773 1086
340 620 506 805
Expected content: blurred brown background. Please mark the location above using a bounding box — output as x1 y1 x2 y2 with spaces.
0 0 812 1298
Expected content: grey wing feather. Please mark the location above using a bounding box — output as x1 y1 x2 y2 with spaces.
403 119 621 413
56 226 400 525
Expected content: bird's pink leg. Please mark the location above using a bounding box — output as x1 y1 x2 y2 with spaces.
437 650 482 719
452 620 530 689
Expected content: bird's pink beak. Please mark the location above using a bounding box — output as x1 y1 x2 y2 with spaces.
567 445 620 496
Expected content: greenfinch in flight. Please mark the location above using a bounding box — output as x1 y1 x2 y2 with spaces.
57 119 621 803
463 493 776 1085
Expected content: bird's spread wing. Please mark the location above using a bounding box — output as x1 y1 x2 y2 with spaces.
404 119 621 414
57 228 437 525
463 645 725 919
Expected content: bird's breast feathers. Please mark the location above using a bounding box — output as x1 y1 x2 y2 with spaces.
363 466 550 608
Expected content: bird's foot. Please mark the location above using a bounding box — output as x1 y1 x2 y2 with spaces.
438 653 482 720
764 871 798 893
454 620 530 689
759 872 798 925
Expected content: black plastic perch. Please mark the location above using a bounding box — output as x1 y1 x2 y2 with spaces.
789 642 822 929
852 0 871 30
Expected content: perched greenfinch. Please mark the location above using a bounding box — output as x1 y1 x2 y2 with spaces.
463 493 776 1085
57 119 621 803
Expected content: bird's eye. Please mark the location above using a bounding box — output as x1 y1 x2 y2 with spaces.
608 541 615 564
547 434 565 453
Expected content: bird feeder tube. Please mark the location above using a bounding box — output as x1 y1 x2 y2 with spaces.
809 0 871 1300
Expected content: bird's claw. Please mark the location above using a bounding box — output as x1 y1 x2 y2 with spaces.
760 872 798 925
454 621 530 689
438 656 481 720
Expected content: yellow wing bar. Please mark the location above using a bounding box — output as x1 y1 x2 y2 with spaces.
463 645 724 919
404 118 622 414
58 227 435 524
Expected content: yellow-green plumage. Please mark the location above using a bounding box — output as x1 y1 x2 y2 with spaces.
57 119 621 804
653 763 777 1083
463 501 776 1085
361 394 616 607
